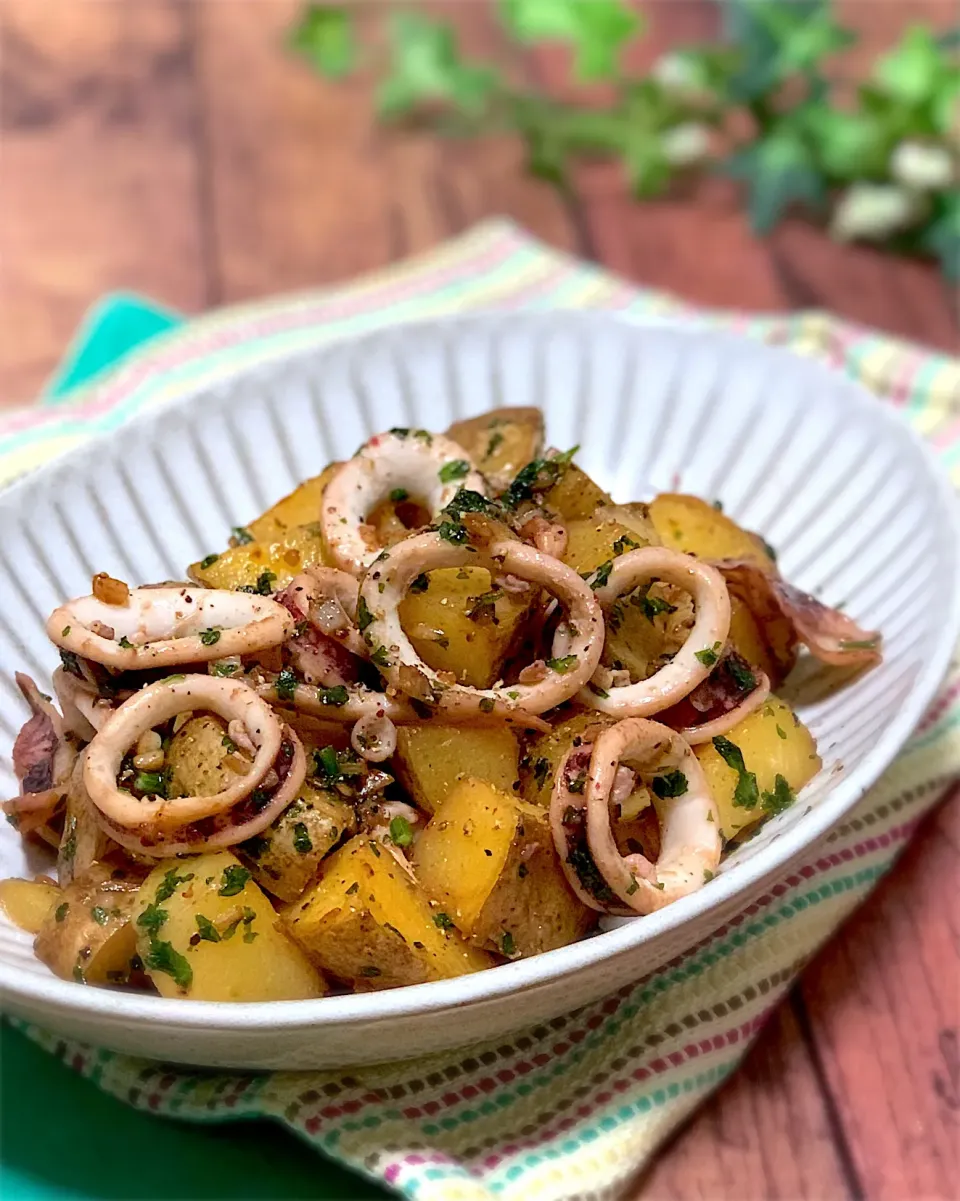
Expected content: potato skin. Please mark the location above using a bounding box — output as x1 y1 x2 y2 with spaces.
398 567 532 689
134 851 326 1001
695 696 821 840
35 863 141 985
284 838 493 990
413 779 595 958
239 783 357 902
393 724 520 816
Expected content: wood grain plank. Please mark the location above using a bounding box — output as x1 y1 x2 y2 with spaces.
797 794 960 1201
197 0 578 304
0 0 207 405
633 1001 856 1201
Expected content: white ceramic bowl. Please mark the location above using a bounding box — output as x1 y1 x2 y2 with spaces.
1 313 957 1069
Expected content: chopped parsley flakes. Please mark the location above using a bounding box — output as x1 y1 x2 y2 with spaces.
439 459 470 484
651 770 688 799
218 865 251 897
712 735 759 808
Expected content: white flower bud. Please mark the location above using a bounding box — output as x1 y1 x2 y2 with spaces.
651 52 714 108
662 122 711 167
889 140 956 191
830 183 924 243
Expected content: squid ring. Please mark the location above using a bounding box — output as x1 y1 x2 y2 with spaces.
580 548 731 717
594 719 720 914
358 531 604 721
84 675 293 832
674 670 771 745
321 431 487 575
48 587 293 670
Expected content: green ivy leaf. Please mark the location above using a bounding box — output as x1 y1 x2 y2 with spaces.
498 0 642 81
922 193 960 281
723 130 825 234
873 26 951 108
288 4 355 79
802 103 890 181
378 14 496 119
623 136 672 199
755 1 855 76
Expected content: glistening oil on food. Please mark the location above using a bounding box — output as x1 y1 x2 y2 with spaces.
0 409 882 1001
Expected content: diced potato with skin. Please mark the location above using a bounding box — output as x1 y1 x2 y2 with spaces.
446 407 544 485
135 851 326 1001
562 510 657 576
649 494 776 574
542 464 612 522
695 696 821 840
188 523 327 591
246 465 340 543
393 724 520 816
520 709 620 807
399 567 533 689
166 714 235 798
284 838 493 989
413 778 595 957
35 864 141 985
0 877 62 934
239 783 357 903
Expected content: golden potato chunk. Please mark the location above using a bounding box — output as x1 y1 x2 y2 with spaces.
393 723 520 816
413 778 594 957
240 783 356 903
695 696 821 840
135 851 325 1001
520 709 619 807
399 566 532 688
446 407 544 484
284 837 493 989
649 494 775 573
562 510 655 576
542 464 612 521
246 465 340 543
165 714 235 798
188 523 327 591
0 878 62 934
35 864 141 985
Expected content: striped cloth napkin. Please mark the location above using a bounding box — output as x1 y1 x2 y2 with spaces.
4 221 959 1201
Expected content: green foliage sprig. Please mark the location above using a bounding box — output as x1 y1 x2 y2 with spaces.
290 1 960 278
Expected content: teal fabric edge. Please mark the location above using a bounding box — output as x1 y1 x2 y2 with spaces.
4 290 388 1201
42 293 185 404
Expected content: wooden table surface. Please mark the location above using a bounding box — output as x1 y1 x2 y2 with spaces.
1 2 957 1198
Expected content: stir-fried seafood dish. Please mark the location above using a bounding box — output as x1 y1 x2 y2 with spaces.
0 408 882 1001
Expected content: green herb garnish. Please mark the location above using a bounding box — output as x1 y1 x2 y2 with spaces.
145 940 193 991
433 912 454 930
231 526 254 545
317 684 349 707
409 572 430 594
218 865 251 897
292 822 313 854
195 914 221 943
546 655 578 674
712 736 760 808
439 459 470 484
761 773 796 815
389 488 409 502
199 628 222 647
356 595 374 631
200 553 220 569
651 770 688 799
389 815 414 847
275 666 299 702
135 770 166 797
501 931 516 957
